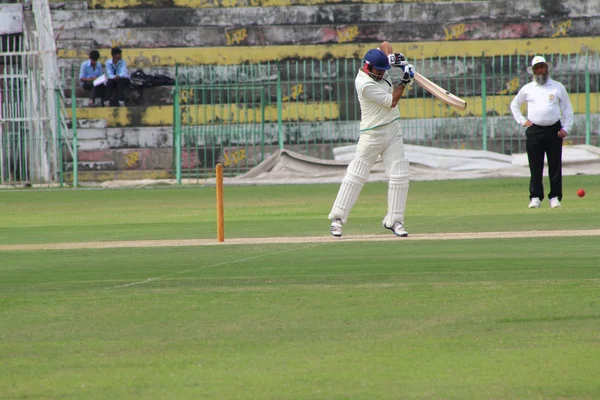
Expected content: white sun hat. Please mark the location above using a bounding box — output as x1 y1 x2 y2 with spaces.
527 55 553 74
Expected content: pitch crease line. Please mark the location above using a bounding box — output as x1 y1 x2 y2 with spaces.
1 229 599 252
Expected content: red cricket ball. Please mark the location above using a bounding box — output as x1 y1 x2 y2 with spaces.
577 189 586 198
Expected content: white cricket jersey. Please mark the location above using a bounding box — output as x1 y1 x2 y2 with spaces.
355 69 400 132
510 78 574 133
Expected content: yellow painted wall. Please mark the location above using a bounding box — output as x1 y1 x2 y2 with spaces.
72 107 132 127
58 37 600 66
68 94 597 127
180 102 339 124
398 93 599 119
69 102 340 126
85 0 473 9
64 171 173 181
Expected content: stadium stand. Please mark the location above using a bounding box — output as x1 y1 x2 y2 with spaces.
47 0 600 180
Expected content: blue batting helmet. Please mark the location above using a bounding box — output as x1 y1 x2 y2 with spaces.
363 49 391 71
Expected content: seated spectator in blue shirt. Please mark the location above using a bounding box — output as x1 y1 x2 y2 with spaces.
79 50 105 107
105 47 130 107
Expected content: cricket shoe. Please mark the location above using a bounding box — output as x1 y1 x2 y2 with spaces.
528 197 541 208
549 197 561 208
383 221 408 237
330 218 343 237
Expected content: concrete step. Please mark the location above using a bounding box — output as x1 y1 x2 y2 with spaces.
66 98 345 127
64 97 90 108
56 38 94 50
56 36 598 68
63 169 174 181
74 126 173 149
63 85 175 107
50 1 88 10
65 147 174 172
64 143 282 177
53 17 600 50
58 52 597 101
58 58 368 88
49 1 599 31
65 160 116 171
49 4 486 31
58 61 175 78
66 118 108 129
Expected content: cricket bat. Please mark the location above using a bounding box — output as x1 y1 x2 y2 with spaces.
414 72 467 111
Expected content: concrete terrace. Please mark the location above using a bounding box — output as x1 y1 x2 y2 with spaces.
49 0 600 180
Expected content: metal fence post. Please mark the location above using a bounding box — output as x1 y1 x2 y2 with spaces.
585 51 591 146
55 90 63 187
0 89 4 184
173 66 182 185
276 60 283 150
481 52 487 151
260 87 265 162
71 66 78 187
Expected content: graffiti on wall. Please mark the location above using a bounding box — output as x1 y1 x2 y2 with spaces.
125 151 140 169
498 78 521 95
226 28 248 46
551 20 572 38
337 25 359 43
282 84 304 101
444 24 466 41
111 31 132 48
222 148 247 166
180 89 195 104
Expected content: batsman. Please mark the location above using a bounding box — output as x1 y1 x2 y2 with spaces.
329 41 414 237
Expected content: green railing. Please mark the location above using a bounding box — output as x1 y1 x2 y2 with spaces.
54 82 78 188
173 60 357 181
172 52 600 180
5 50 599 184
173 81 267 182
1 32 77 187
1 34 52 185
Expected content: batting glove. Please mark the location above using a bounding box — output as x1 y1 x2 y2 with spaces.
388 53 407 68
400 63 415 86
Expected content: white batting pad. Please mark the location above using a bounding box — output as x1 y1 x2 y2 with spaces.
382 158 409 227
328 158 372 224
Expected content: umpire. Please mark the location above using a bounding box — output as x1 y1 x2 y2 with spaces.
510 56 574 209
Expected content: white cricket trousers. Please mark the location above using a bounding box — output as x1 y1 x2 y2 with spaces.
355 120 405 172
329 119 409 225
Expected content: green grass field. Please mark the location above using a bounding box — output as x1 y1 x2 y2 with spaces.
1 176 599 399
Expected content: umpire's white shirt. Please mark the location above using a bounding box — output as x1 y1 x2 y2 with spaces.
510 78 574 133
355 69 400 132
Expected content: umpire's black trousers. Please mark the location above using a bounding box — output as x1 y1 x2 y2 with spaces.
525 120 563 201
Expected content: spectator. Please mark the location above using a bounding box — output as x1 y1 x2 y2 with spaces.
105 47 130 107
79 50 105 107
